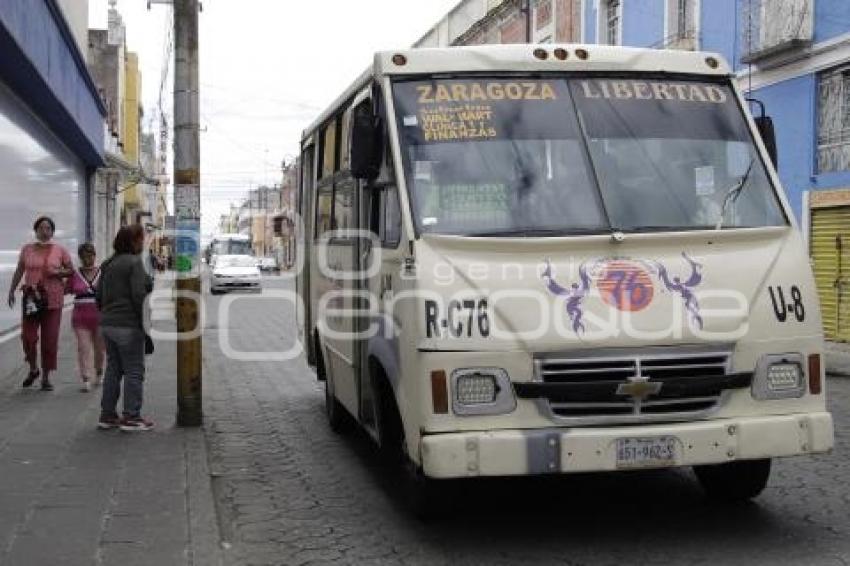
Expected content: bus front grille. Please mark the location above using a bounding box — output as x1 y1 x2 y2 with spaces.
515 347 751 424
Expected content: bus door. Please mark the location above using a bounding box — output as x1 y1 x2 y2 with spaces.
317 112 361 419
297 141 315 364
353 92 404 439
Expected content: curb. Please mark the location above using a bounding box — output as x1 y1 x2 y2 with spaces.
186 428 225 566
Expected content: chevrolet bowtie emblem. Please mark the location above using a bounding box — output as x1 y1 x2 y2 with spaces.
616 377 662 401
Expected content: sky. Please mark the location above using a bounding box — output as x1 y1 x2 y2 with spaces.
89 0 460 235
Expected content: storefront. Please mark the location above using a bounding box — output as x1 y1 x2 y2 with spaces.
0 0 106 336
809 189 850 342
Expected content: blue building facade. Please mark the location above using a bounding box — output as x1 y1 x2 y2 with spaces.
581 0 850 224
581 0 850 339
0 0 106 335
420 0 850 339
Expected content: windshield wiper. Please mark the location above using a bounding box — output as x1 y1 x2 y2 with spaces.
463 227 608 237
715 159 756 230
622 225 717 233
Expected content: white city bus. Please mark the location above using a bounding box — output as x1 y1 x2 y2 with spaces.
296 45 833 512
207 233 252 268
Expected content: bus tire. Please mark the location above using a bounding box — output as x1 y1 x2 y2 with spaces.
371 365 403 464
694 458 771 502
317 342 350 433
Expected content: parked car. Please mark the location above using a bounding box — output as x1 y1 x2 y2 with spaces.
258 256 279 273
210 255 262 294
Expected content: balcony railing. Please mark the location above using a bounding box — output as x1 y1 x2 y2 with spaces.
652 28 698 51
741 0 812 64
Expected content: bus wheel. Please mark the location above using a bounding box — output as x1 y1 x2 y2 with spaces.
402 459 453 520
319 349 350 433
372 370 403 464
694 458 771 502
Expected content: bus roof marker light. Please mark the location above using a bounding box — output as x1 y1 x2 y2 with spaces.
533 48 548 61
706 57 719 69
554 48 568 61
575 48 589 60
392 54 407 66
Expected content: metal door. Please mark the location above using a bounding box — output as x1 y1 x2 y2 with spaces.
811 205 850 341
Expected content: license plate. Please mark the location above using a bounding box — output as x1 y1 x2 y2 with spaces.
616 436 678 469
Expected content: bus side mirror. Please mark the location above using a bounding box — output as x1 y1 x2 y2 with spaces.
747 99 777 170
754 116 778 170
351 109 383 181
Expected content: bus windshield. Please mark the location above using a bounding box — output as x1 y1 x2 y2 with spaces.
212 238 253 256
393 76 786 236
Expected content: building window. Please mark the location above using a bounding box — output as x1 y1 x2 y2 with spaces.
604 0 621 46
536 0 553 31
818 66 850 174
555 0 582 43
666 0 697 50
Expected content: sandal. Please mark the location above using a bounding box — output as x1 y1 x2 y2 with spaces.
22 369 40 388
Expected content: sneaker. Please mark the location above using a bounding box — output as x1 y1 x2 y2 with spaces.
80 379 91 392
22 369 40 388
119 416 155 432
97 415 121 430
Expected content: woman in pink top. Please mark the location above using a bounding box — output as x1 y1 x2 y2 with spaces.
6 217 73 391
66 243 105 392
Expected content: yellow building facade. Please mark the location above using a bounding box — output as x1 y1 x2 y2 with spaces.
120 51 142 224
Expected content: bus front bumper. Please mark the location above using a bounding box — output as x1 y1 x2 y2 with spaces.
419 412 834 479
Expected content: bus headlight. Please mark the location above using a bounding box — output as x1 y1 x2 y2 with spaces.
766 363 802 390
752 353 805 400
451 368 516 416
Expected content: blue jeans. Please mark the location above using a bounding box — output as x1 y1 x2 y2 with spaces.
100 326 146 419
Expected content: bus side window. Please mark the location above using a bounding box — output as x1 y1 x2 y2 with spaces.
316 186 333 238
367 186 401 248
315 118 341 239
369 186 383 237
321 121 336 180
383 187 401 248
340 106 353 172
334 183 353 231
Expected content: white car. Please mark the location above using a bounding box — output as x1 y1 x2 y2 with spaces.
210 255 262 295
258 256 279 273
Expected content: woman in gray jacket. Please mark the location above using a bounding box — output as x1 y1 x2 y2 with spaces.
96 224 154 431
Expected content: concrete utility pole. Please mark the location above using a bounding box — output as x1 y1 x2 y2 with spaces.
173 0 202 426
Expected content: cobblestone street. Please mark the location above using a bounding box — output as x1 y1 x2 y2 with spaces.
204 278 850 566
0 276 847 565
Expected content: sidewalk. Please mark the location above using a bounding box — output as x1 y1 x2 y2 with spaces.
0 312 222 566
